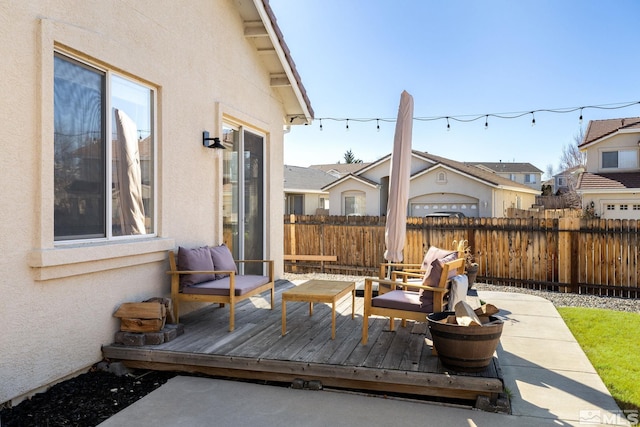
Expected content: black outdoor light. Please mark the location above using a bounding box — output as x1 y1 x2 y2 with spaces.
203 131 225 149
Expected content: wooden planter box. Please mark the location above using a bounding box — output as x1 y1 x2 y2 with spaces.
114 302 166 333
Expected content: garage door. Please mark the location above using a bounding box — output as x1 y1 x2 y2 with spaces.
411 202 478 217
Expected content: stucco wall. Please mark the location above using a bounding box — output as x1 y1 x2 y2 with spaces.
303 192 328 215
0 0 287 404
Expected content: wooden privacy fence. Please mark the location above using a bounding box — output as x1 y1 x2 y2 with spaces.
284 215 640 297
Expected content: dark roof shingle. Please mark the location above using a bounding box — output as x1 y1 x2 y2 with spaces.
468 162 543 173
577 172 640 190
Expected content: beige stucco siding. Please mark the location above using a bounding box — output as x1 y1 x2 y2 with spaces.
327 180 380 216
1 0 288 404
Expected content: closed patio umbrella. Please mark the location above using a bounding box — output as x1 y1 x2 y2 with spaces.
114 108 146 235
384 90 413 263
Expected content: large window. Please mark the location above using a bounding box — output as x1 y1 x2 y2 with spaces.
54 53 155 241
602 150 638 169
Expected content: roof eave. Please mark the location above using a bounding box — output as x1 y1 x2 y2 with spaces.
249 0 314 125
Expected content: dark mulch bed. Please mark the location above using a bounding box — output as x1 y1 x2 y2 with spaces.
0 365 177 427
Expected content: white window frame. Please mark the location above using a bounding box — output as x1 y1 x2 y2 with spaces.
53 51 157 244
602 149 638 170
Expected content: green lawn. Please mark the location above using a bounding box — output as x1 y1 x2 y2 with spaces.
558 307 640 411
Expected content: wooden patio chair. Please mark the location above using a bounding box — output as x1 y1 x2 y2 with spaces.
361 250 465 345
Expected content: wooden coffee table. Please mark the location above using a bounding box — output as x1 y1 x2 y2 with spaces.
281 279 355 339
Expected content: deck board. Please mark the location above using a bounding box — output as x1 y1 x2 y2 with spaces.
102 279 504 405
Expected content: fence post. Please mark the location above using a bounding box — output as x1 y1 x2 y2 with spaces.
290 214 297 273
558 217 580 293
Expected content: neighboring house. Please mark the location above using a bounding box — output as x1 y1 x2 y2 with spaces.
553 165 585 194
577 117 640 219
284 165 336 215
322 151 539 218
309 162 373 179
468 162 543 190
1 0 312 405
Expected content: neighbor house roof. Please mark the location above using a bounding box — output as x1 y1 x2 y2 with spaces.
580 117 640 147
467 162 543 174
309 162 371 178
417 152 538 192
577 172 640 191
284 165 336 192
321 173 379 191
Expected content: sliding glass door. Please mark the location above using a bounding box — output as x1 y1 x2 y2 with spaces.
222 124 264 274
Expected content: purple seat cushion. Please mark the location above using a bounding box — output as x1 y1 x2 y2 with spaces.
210 244 238 279
372 290 434 313
177 246 215 288
182 275 271 296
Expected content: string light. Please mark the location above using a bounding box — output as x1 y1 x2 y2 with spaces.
294 100 640 132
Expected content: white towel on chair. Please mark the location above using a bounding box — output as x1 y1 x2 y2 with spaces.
448 274 469 311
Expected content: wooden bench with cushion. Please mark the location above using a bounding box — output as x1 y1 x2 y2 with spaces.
167 244 274 331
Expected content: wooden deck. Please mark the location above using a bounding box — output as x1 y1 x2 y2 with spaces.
102 279 504 406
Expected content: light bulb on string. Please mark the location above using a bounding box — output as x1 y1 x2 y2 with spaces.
446 117 450 131
579 108 583 126
531 112 536 127
346 119 349 131
376 119 380 132
319 119 323 131
484 115 489 130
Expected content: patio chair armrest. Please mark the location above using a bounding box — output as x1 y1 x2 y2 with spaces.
379 262 422 278
391 270 423 280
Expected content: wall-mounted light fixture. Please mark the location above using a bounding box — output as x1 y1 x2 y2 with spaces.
203 131 225 149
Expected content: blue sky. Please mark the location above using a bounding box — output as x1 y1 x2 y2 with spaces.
269 0 640 177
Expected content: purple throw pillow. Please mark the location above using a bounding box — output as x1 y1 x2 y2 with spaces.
210 244 238 279
420 246 456 272
177 246 216 287
421 251 458 288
